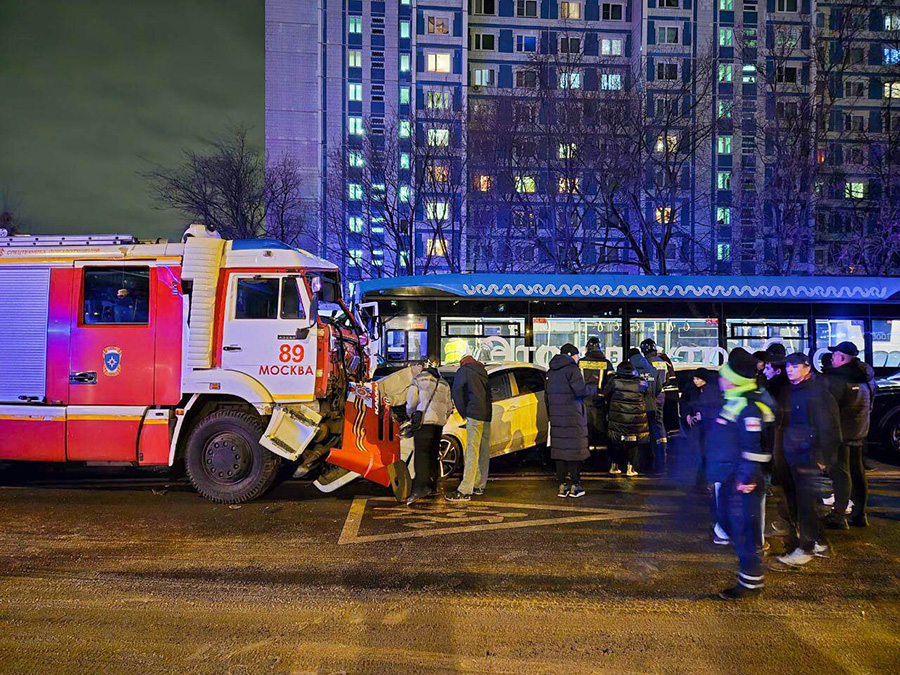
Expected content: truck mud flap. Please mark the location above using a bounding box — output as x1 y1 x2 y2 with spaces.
326 382 403 493
259 404 322 462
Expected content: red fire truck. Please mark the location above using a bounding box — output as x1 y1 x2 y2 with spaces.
0 226 407 503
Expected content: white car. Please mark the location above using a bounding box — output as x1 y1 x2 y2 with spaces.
437 362 549 477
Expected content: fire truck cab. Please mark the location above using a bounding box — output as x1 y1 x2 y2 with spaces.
0 226 405 503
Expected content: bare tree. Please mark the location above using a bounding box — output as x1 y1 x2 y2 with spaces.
0 187 23 235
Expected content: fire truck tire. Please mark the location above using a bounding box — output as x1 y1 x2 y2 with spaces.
184 410 281 503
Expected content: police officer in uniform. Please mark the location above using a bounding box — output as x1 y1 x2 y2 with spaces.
639 338 675 474
708 348 776 600
579 336 612 453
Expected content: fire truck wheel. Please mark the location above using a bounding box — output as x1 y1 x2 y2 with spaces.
184 410 281 503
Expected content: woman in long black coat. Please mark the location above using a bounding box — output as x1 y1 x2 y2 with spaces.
545 344 589 498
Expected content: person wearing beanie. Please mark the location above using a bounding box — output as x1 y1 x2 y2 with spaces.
707 348 776 600
546 344 590 498
603 360 651 477
579 336 612 453
773 352 842 569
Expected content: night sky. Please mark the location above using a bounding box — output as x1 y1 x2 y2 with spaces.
0 1 263 241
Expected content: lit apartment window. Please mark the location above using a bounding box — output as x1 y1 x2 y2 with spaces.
426 202 450 221
516 35 537 52
400 54 411 72
559 71 582 89
716 206 731 225
427 128 450 146
718 63 733 82
776 0 797 11
474 174 492 191
401 0 410 4
348 116 364 135
400 153 411 169
658 26 679 44
516 176 537 193
348 83 362 101
560 36 581 53
558 142 577 159
348 184 363 201
717 135 732 154
348 50 361 68
655 133 678 153
348 151 364 168
845 182 865 199
655 207 674 224
348 216 363 232
348 249 363 266
656 62 678 80
742 64 757 83
717 243 731 261
399 186 410 202
426 90 451 109
427 238 448 256
719 27 733 46
601 38 623 56
472 33 496 50
559 178 580 194
720 0 733 8
717 171 731 190
885 47 900 65
428 165 450 182
517 0 538 17
399 87 410 105
601 73 622 90
602 3 623 20
399 120 411 138
400 21 410 38
427 15 450 34
717 100 732 118
472 68 495 86
560 2 581 19
427 52 452 73
473 0 496 15
886 82 900 99
886 12 900 30
348 16 362 34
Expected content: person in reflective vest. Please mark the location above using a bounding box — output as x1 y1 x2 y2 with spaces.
579 336 612 454
707 348 776 601
638 339 674 474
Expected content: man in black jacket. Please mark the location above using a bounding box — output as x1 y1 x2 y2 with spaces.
775 353 842 568
579 336 612 454
446 355 493 502
639 339 675 474
823 341 875 528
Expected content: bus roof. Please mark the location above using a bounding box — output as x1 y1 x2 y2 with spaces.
357 273 900 303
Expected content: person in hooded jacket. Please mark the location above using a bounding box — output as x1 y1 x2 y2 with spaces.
406 362 454 505
682 367 723 489
706 348 776 600
638 339 674 474
629 349 663 473
774 353 842 569
445 355 493 502
579 336 612 452
823 341 875 529
546 344 590 498
604 360 651 477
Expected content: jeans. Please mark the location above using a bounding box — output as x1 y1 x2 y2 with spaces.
556 460 582 484
458 418 491 495
720 478 765 590
831 443 868 519
412 424 442 495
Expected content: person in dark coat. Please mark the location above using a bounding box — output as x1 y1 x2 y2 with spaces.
546 344 590 498
629 349 663 473
706 348 776 600
682 367 723 488
760 347 793 540
579 336 612 452
638 339 673 474
603 361 651 477
823 341 875 528
774 352 842 569
445 355 493 502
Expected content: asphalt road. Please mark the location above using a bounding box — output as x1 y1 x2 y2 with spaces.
1 462 899 675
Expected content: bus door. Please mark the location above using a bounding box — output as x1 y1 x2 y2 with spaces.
67 264 157 460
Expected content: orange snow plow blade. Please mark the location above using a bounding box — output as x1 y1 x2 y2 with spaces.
327 382 410 501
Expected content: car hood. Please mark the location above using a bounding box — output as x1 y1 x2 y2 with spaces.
875 376 900 394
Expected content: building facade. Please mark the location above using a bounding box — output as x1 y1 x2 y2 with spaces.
266 0 900 280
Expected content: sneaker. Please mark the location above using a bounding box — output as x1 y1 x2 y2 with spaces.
812 542 831 558
406 490 429 506
718 584 762 601
472 487 485 496
824 513 849 530
609 463 622 475
776 547 813 567
846 500 854 515
625 464 638 477
558 483 570 498
713 523 730 545
822 493 836 506
849 514 869 528
569 484 586 498
444 490 471 503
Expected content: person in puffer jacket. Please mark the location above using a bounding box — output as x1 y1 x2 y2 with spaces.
546 344 590 498
406 364 453 505
706 348 775 601
823 341 875 528
603 361 650 477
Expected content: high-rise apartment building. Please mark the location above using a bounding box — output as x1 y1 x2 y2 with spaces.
266 0 900 279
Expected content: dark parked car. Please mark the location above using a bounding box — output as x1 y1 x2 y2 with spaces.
870 372 900 461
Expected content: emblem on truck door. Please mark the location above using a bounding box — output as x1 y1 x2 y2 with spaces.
102 346 122 377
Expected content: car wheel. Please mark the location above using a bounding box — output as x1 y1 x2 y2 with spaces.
438 436 462 478
883 413 900 457
185 410 281 504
